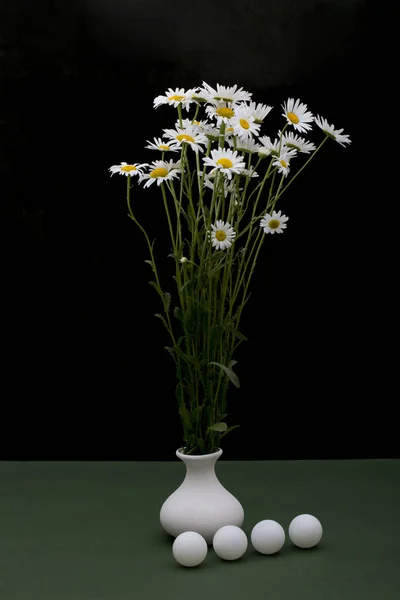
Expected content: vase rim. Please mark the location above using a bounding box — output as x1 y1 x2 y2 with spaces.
176 448 223 460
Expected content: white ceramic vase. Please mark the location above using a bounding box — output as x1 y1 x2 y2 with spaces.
159 448 244 544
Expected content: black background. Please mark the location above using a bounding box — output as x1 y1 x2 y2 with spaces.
2 1 392 461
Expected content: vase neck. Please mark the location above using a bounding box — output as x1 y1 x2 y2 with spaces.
177 449 222 482
177 448 222 464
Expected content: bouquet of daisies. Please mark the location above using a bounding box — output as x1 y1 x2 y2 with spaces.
109 82 350 455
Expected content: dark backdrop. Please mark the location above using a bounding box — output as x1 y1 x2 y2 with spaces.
1 1 389 461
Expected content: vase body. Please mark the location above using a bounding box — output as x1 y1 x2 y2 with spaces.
159 448 244 544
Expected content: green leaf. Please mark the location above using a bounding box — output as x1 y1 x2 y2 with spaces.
154 313 169 330
180 279 192 293
225 323 248 341
209 361 240 388
174 306 183 321
220 425 240 439
191 405 204 423
164 292 171 312
203 205 210 220
208 422 228 433
197 438 205 454
179 405 192 432
164 346 176 363
144 259 154 270
175 383 184 404
149 281 161 295
175 346 201 369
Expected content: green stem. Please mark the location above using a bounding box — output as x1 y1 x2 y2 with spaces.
161 182 177 255
126 176 177 346
276 136 329 200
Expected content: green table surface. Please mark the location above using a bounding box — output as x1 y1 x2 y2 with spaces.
0 459 399 600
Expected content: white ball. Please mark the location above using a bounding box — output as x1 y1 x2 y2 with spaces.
288 514 323 549
212 525 248 561
172 531 208 567
250 519 285 555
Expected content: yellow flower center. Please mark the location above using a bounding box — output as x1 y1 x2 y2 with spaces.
215 230 227 241
269 219 280 230
216 107 235 119
279 159 288 168
176 133 195 143
287 112 299 124
216 158 233 169
159 144 171 150
168 95 185 101
226 127 234 132
193 120 201 126
150 167 169 178
121 165 137 172
239 118 250 130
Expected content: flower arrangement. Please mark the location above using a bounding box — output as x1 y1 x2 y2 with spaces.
109 82 350 456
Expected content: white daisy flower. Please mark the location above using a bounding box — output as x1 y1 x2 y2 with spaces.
232 137 261 154
222 126 236 141
205 101 236 126
314 115 351 146
240 168 259 179
230 105 261 140
260 210 289 234
282 98 314 133
200 82 252 104
163 122 208 154
179 118 196 129
203 148 246 180
200 122 223 139
145 137 180 152
109 162 149 177
190 119 210 132
202 174 215 192
191 89 211 103
201 123 235 145
140 160 182 188
272 149 297 177
153 87 198 111
258 136 281 156
202 173 240 198
210 220 236 250
180 117 226 138
244 101 273 124
279 131 316 154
